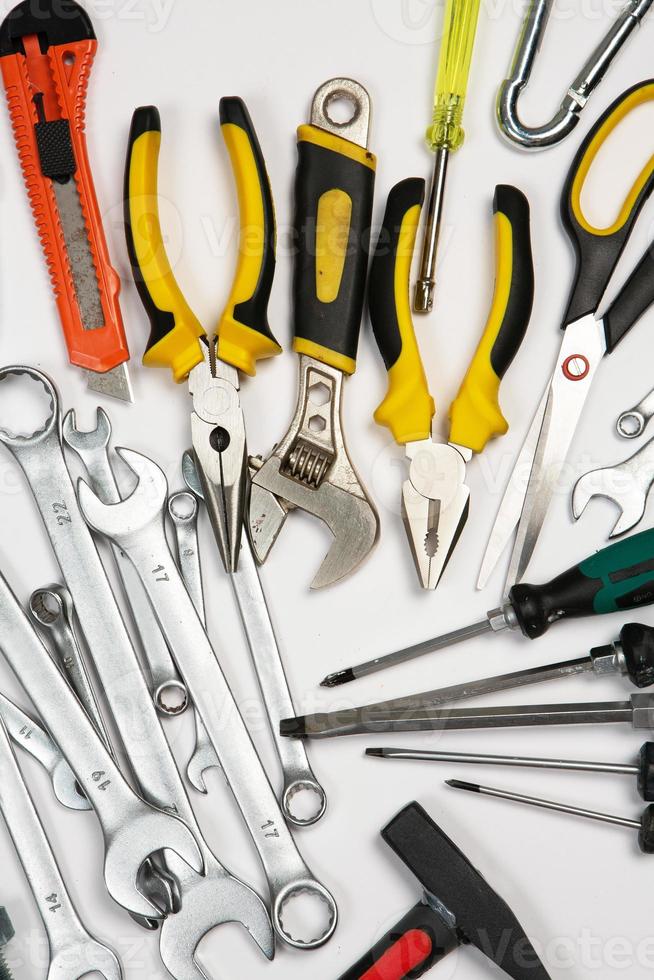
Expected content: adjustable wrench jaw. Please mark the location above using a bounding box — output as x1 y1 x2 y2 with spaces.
189 339 247 574
250 356 379 588
402 439 471 589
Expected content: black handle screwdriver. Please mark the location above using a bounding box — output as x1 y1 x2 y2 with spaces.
367 743 654 801
448 779 654 854
321 527 654 687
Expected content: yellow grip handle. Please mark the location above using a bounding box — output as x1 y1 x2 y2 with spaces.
217 97 282 375
124 106 205 383
449 185 534 452
369 179 435 444
428 0 482 152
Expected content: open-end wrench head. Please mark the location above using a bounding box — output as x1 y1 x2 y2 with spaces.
62 406 112 455
78 448 168 541
103 803 203 920
572 467 645 537
159 856 274 979
48 937 123 980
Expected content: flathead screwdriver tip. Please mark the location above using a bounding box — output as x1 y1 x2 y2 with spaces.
365 748 385 757
279 717 305 738
320 667 356 688
446 779 482 792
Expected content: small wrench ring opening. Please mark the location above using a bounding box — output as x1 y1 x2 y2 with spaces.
168 491 198 523
29 589 64 626
283 779 327 827
154 679 189 716
274 879 338 950
0 367 57 445
617 411 646 439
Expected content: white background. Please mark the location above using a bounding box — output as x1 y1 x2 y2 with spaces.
2 0 654 977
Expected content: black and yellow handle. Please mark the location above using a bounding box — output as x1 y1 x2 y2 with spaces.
124 106 205 383
369 178 435 444
292 124 376 374
217 97 281 375
448 184 534 453
561 79 654 345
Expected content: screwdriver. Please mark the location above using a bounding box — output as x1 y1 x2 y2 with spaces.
447 779 654 854
285 623 654 738
414 0 482 313
320 527 654 687
367 743 654 801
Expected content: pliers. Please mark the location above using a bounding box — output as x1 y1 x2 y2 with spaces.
368 179 534 589
124 99 281 570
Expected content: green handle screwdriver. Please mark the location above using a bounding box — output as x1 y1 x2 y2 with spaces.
414 0 482 314
320 528 654 686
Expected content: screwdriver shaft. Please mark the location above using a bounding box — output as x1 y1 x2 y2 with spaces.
368 747 638 776
447 779 640 830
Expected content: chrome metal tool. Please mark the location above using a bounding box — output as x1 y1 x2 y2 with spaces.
249 78 379 588
573 436 654 536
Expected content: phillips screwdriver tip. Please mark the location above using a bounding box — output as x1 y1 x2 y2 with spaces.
320 667 355 687
446 779 481 792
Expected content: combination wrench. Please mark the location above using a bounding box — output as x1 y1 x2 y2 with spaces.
183 452 327 827
29 583 181 931
0 714 123 980
168 490 221 792
0 566 202 920
29 583 113 746
0 692 88 811
63 407 188 716
56 399 275 976
79 448 339 949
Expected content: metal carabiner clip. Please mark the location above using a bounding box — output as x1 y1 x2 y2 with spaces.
497 0 653 149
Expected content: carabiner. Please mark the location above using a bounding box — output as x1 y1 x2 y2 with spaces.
497 0 653 150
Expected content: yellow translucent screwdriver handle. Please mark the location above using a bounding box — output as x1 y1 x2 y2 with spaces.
415 0 482 314
429 0 481 154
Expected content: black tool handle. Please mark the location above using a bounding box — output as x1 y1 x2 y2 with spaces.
637 744 654 802
639 806 654 852
509 528 654 640
620 623 654 688
560 80 654 330
292 123 376 374
338 900 460 980
602 245 654 353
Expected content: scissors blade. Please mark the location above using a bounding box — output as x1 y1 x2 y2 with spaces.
476 386 549 590
504 314 606 587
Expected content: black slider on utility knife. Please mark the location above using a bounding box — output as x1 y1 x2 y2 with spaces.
339 801 550 979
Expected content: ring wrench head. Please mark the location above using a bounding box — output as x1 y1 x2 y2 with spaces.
0 365 59 448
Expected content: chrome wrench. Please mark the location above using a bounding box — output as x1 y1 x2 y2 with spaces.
0 567 201 920
0 692 88 812
28 583 180 930
79 448 338 949
0 714 123 980
183 453 327 826
29 584 113 746
2 380 275 971
63 407 188 716
167 491 221 793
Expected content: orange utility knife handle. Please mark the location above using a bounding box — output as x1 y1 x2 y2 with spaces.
0 0 128 374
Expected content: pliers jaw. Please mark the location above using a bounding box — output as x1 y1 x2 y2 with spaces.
189 337 247 573
402 440 471 589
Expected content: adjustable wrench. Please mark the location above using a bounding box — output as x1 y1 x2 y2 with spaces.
63 407 188 716
0 692 88 811
0 567 202 919
182 453 327 826
29 583 113 746
167 491 221 793
249 78 379 589
0 714 123 980
79 448 339 949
